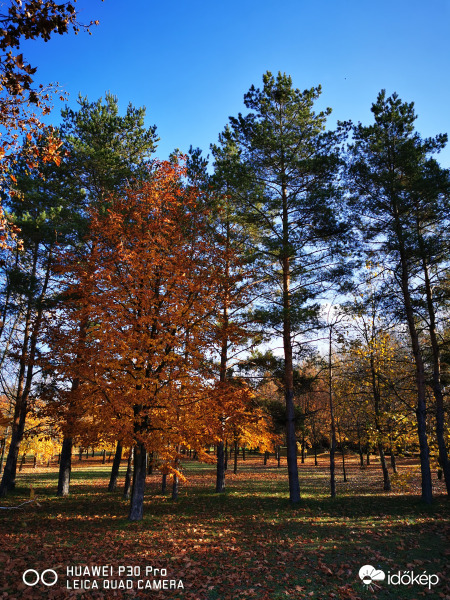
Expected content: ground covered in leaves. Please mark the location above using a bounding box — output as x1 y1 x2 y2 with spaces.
0 454 449 600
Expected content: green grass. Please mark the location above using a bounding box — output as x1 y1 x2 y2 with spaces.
0 455 448 599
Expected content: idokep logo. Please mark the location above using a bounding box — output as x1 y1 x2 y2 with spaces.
359 564 440 592
387 570 439 590
22 569 58 587
359 565 385 589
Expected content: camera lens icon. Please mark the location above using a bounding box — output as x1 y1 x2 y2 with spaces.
22 569 58 587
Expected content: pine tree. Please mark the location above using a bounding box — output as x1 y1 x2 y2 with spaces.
212 72 347 502
347 90 450 502
0 131 82 496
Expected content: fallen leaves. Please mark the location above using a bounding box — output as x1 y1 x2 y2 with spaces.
0 455 448 599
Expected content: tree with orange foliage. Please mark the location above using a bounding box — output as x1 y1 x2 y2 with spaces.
36 93 158 497
171 148 265 493
209 208 257 492
208 378 276 477
48 160 230 520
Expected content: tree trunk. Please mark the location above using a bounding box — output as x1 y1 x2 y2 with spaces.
341 445 347 483
171 445 180 501
215 219 231 494
357 423 365 468
369 347 391 492
128 442 147 521
102 449 106 464
390 448 397 474
242 445 246 461
329 327 336 498
108 440 123 492
285 387 300 502
19 452 26 472
0 372 27 493
224 442 228 471
0 408 27 495
57 437 73 496
421 256 450 495
396 226 433 503
0 436 7 474
172 473 179 500
233 440 238 474
123 448 133 500
147 451 153 475
0 242 49 496
378 442 391 491
161 473 167 493
282 181 301 503
216 440 225 493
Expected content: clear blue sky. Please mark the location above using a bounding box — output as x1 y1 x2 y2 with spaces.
22 0 450 166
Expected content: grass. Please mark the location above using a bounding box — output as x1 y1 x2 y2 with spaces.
0 453 448 600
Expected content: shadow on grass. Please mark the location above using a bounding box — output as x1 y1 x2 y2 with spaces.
1 459 448 600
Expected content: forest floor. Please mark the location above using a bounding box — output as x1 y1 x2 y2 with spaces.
0 453 449 600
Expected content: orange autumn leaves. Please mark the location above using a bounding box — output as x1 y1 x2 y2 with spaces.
49 161 269 464
0 1 100 249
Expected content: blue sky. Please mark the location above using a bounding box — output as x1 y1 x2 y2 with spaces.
22 0 450 166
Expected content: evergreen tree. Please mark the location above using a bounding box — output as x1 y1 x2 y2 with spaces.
60 93 158 206
212 72 348 503
347 90 450 502
0 131 82 495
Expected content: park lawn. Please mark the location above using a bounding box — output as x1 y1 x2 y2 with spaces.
0 454 448 600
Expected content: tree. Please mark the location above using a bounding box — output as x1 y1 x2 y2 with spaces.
344 310 397 491
196 156 261 493
47 93 158 497
411 157 450 495
347 90 450 502
59 93 158 204
209 378 276 483
327 313 338 497
0 132 82 496
49 160 229 520
0 395 12 474
0 1 101 248
212 71 347 502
